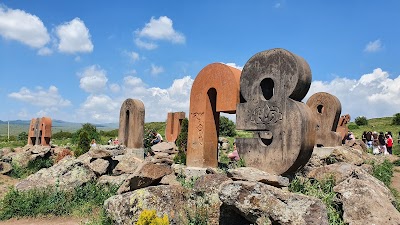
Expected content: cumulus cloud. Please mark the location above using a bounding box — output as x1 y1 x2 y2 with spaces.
305 68 400 120
124 50 140 63
56 17 93 53
109 83 120 93
37 47 52 56
8 85 71 107
78 94 120 123
79 65 108 93
364 39 382 53
223 62 243 71
150 64 164 75
135 16 185 49
0 6 50 48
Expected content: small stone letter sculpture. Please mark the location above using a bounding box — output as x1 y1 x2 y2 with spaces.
236 48 316 175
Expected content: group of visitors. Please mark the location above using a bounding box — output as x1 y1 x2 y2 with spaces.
361 131 394 155
107 137 119 145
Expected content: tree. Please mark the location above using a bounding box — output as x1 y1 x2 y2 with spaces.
76 130 91 157
219 116 236 137
17 131 28 141
72 123 100 144
176 118 189 151
393 113 400 125
355 116 368 126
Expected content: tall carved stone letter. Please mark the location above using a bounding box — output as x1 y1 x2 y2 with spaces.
165 112 186 142
336 114 350 142
187 63 241 167
306 92 342 147
236 48 316 175
27 117 52 146
119 98 145 149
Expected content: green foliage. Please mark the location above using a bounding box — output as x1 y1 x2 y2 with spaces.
17 131 28 142
372 159 393 187
52 130 73 140
355 116 368 126
75 130 91 157
393 113 400 125
9 157 53 179
219 116 236 137
173 150 187 165
144 122 166 138
289 176 344 224
176 172 198 189
184 194 209 225
84 209 113 225
347 123 359 130
0 182 118 220
176 118 188 151
136 209 169 225
99 129 118 138
342 117 400 140
72 123 100 144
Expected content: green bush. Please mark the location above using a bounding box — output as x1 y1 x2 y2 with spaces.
219 116 236 137
176 118 188 151
75 130 91 157
372 159 393 187
393 113 400 125
17 132 28 143
52 130 73 140
99 129 118 138
72 123 100 144
289 176 344 224
355 116 368 126
9 157 53 179
348 124 359 130
0 182 118 220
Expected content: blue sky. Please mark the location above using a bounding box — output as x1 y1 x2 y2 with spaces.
1 1 400 123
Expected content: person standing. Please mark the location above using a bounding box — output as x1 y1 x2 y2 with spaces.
386 132 393 154
378 132 387 154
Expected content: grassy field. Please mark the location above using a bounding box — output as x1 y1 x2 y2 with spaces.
348 117 400 140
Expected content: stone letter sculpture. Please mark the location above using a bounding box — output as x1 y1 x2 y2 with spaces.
336 114 350 142
187 63 241 167
118 98 145 149
306 92 342 147
236 48 316 175
165 112 186 142
27 117 52 146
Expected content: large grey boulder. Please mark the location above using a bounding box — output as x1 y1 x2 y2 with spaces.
219 180 329 225
333 168 400 224
89 158 110 176
227 167 289 187
117 162 172 194
97 174 129 187
105 185 191 225
0 162 12 174
15 156 96 191
307 162 369 185
112 154 142 175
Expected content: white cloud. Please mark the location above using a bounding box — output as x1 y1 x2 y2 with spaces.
109 83 120 93
134 37 157 50
150 64 164 75
135 16 185 49
56 17 93 53
223 62 243 71
364 39 382 53
124 50 140 63
78 94 120 123
305 68 400 120
0 6 50 48
37 47 52 56
79 65 108 94
8 85 71 107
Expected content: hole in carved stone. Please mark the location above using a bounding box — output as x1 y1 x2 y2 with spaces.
258 131 273 146
260 78 274 100
317 144 324 147
125 110 129 145
317 104 324 114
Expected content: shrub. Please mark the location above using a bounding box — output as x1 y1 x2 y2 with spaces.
393 113 400 125
176 118 188 151
52 130 73 140
289 176 344 224
75 130 91 157
355 116 368 126
17 132 28 143
347 124 359 130
219 116 236 137
9 157 53 179
372 159 393 187
99 129 118 138
136 209 169 225
72 123 100 145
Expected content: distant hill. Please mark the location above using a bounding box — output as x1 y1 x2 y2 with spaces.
0 119 118 136
348 116 400 139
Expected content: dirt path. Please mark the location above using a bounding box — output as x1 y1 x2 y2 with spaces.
0 216 87 225
0 175 19 198
392 166 400 193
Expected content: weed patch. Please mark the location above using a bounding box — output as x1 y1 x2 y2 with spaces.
9 157 53 179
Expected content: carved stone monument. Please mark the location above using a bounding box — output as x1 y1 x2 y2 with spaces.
165 112 185 142
118 98 145 150
27 117 52 146
236 48 316 175
306 92 342 147
186 63 241 168
336 114 351 142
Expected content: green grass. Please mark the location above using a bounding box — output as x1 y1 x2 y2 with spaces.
0 181 118 220
289 176 344 225
9 157 53 179
348 117 400 139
